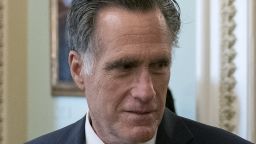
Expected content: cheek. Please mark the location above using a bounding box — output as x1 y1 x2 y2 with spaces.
101 78 129 103
92 74 131 110
84 75 107 109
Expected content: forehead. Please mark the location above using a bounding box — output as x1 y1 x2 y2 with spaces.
94 6 171 47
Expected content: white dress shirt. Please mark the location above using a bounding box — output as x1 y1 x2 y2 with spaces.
85 111 156 144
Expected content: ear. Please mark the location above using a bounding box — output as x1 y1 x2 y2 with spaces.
68 50 85 90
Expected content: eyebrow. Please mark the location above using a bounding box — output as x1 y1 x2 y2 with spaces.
104 57 140 71
149 57 171 66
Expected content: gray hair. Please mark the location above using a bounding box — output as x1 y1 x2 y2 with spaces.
67 0 181 75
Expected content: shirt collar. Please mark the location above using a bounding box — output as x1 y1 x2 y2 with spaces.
85 111 156 144
85 111 104 144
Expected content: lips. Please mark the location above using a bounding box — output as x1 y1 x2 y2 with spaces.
125 109 156 115
122 104 158 116
122 109 157 126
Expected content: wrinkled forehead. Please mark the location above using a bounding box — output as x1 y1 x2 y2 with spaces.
93 6 171 49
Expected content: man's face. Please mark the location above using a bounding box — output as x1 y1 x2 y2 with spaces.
81 6 171 144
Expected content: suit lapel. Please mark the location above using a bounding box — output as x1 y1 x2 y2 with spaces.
156 109 195 144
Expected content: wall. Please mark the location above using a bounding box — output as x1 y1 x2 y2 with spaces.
249 0 256 141
0 0 35 143
27 0 87 140
170 0 196 119
196 0 255 141
234 0 249 138
4 0 28 143
27 0 54 139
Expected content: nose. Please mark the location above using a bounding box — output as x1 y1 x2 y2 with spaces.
131 69 156 103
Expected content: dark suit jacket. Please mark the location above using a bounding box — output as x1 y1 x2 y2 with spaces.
166 88 176 113
26 109 253 144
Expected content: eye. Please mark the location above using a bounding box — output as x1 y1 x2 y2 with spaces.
104 58 138 73
149 60 170 74
152 62 168 69
118 63 135 71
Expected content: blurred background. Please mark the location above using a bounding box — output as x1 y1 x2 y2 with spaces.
0 0 255 143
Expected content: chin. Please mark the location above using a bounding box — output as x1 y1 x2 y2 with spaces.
126 126 156 143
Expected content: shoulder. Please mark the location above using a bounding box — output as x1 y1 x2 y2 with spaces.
160 109 253 144
177 115 252 144
25 117 85 144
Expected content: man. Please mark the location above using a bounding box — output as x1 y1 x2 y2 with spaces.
27 0 253 144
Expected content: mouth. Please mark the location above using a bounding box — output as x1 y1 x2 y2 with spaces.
122 109 157 126
125 110 156 115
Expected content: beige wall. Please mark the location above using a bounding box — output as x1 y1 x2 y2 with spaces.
27 0 55 140
3 0 28 143
3 0 56 142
